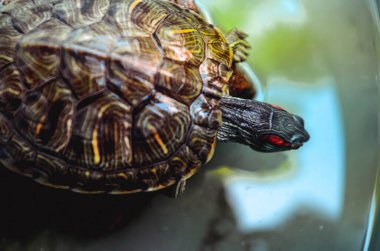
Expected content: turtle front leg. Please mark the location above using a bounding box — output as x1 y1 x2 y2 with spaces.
226 28 251 63
226 29 256 99
228 65 256 99
162 178 187 198
168 0 199 13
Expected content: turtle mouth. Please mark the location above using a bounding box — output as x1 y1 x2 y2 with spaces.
290 131 310 149
291 141 304 149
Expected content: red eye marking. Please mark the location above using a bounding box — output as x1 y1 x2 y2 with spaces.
271 104 286 111
262 135 291 147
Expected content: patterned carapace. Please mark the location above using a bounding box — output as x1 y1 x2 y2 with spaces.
0 0 236 194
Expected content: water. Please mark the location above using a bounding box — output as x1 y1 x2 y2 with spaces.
208 0 380 250
0 0 379 250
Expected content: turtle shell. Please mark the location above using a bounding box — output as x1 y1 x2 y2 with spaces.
0 0 233 194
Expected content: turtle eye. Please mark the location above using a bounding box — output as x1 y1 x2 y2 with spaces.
261 135 290 147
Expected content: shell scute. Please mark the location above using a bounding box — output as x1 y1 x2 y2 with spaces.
169 146 201 179
199 58 219 83
0 113 14 144
155 59 202 105
0 0 238 194
187 125 217 163
105 169 141 194
15 18 72 89
130 0 170 34
61 31 114 99
207 41 233 68
0 64 24 114
155 14 205 65
133 92 191 166
33 0 61 6
107 37 161 106
2 1 52 34
52 0 110 29
0 15 22 68
198 25 226 44
203 78 229 99
34 153 69 189
0 133 36 177
68 167 105 194
138 164 172 191
13 79 75 154
177 9 208 29
190 94 222 129
88 21 120 39
64 91 133 171
105 163 173 194
104 0 168 37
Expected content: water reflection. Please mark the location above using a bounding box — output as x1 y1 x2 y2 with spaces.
219 78 345 232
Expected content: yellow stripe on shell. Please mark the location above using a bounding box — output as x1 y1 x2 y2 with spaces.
129 0 143 13
147 124 168 155
169 28 197 35
35 114 47 135
89 100 130 166
0 88 21 96
117 172 129 179
92 127 101 165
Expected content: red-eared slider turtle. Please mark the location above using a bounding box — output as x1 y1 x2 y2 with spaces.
0 0 309 197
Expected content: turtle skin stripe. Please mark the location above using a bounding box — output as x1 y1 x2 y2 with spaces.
0 0 236 194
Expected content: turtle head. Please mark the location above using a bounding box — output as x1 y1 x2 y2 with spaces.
254 105 310 152
218 96 310 152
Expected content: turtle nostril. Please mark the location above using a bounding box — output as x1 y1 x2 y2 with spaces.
293 115 305 126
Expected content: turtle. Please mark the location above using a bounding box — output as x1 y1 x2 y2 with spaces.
0 0 309 197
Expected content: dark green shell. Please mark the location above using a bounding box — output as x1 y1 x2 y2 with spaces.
0 0 234 194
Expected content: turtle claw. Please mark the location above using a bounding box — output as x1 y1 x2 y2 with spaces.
173 178 186 198
162 178 187 198
226 28 252 63
234 48 249 62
